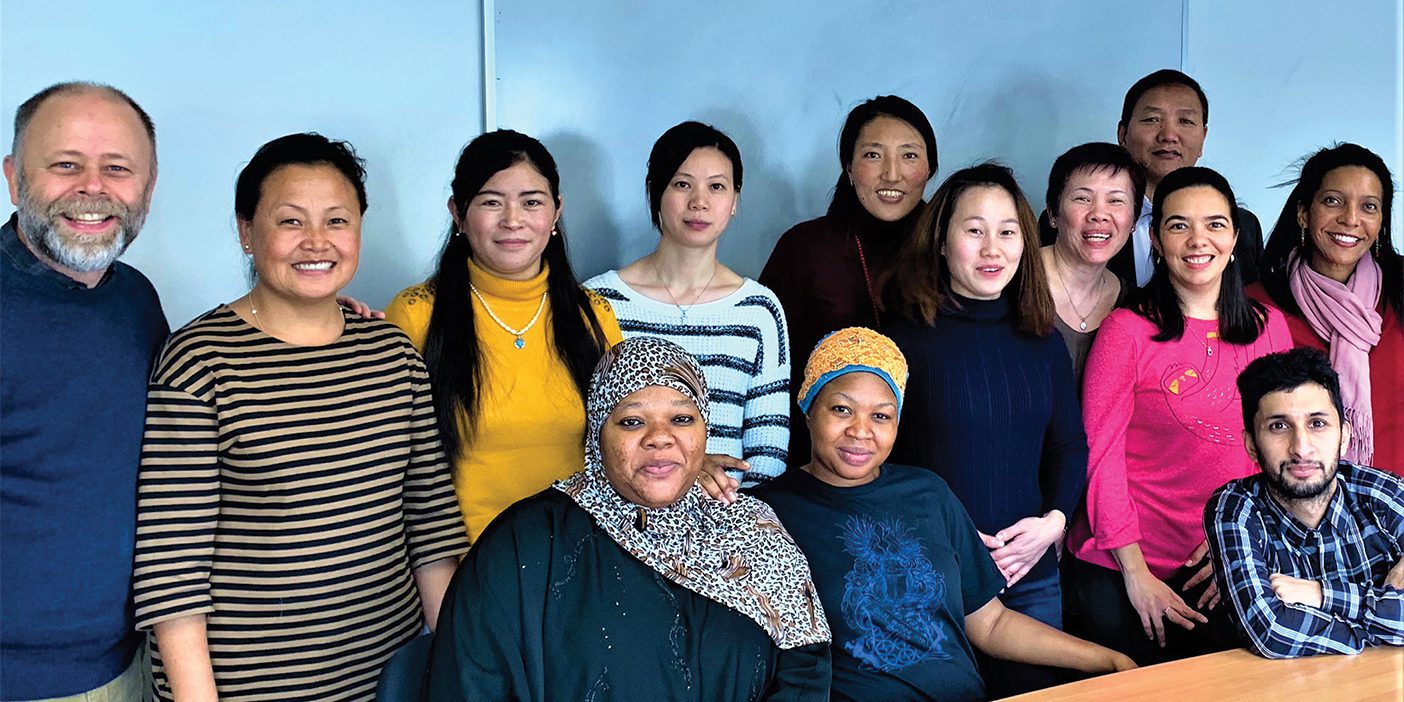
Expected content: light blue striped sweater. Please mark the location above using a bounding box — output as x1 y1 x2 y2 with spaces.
585 270 791 484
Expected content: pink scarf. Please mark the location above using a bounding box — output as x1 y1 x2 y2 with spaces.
1288 250 1382 464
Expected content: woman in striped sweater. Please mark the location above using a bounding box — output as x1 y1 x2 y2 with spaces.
586 121 790 489
131 134 468 701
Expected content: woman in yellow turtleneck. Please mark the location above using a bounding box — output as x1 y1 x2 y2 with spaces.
387 130 622 542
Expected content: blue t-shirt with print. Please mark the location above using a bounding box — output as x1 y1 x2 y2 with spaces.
753 463 1005 702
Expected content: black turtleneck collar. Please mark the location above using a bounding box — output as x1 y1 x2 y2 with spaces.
941 290 1012 322
847 203 925 255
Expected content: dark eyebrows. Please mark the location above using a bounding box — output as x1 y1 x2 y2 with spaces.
858 141 924 150
475 189 548 198
832 391 896 409
675 171 731 182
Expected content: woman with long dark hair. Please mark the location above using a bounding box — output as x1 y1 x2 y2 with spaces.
1067 166 1292 666
386 130 622 543
883 163 1085 697
1249 143 1402 474
760 95 938 462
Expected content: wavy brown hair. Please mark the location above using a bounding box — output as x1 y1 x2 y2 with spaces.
883 163 1054 335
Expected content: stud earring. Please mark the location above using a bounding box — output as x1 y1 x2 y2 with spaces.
242 244 252 253
1230 253 1236 263
551 227 558 237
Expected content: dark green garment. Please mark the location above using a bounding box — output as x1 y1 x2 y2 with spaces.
425 489 831 701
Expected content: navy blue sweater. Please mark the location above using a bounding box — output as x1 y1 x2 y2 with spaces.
886 293 1086 587
0 215 168 698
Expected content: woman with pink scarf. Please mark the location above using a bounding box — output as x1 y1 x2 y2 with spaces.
1250 144 1403 475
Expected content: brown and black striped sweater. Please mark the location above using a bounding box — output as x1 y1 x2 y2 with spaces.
132 306 467 701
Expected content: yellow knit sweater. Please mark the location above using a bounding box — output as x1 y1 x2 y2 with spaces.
385 259 622 542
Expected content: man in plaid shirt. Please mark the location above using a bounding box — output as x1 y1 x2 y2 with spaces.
1205 348 1404 658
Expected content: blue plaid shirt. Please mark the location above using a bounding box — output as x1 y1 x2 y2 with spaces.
1205 462 1404 658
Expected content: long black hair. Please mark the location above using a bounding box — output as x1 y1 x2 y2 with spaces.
1259 142 1401 323
423 130 607 461
826 95 938 221
1132 166 1268 343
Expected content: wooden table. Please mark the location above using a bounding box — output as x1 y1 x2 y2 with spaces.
1005 646 1402 701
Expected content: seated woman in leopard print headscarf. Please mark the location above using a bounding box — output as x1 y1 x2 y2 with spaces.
425 336 832 701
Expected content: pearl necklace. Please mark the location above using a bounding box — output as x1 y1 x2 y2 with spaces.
470 284 547 349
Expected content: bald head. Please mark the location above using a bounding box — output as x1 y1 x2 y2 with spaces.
11 82 156 169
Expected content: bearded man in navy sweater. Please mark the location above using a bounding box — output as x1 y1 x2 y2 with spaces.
1 82 168 701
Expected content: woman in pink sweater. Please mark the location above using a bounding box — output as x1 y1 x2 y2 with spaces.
1066 167 1291 666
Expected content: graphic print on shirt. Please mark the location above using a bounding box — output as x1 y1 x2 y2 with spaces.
1157 330 1243 445
840 516 950 671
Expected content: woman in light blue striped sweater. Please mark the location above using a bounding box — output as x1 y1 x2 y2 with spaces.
586 121 790 487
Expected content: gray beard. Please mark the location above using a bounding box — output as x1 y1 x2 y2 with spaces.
16 180 145 273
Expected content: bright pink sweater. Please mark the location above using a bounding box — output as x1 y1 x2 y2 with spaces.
1068 307 1292 579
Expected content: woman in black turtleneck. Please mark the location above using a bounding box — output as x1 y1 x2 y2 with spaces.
760 95 938 467
884 164 1090 699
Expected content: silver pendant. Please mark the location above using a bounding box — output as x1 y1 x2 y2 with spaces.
1206 346 1213 357
1079 321 1088 331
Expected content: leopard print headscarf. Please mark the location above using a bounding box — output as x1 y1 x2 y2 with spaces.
556 336 830 649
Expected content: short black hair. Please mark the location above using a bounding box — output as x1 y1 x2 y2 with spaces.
12 81 157 168
234 133 368 221
1044 142 1147 219
1119 69 1209 130
645 121 742 230
1237 348 1345 433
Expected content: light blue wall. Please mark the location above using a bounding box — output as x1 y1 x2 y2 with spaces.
1184 0 1403 244
494 0 1183 279
497 0 1402 278
1 0 484 327
4 1 1400 328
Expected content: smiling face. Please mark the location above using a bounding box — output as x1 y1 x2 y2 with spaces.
457 160 560 281
942 185 1023 300
599 384 707 509
1052 167 1137 266
805 372 898 487
1299 166 1385 282
847 115 931 222
1154 185 1237 296
4 90 156 279
1118 84 1207 189
657 146 738 248
1245 382 1350 501
239 163 361 304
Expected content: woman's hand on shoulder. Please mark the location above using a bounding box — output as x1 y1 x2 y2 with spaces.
338 295 385 319
699 454 743 504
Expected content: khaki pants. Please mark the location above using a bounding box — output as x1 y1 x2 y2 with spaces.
15 651 146 702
